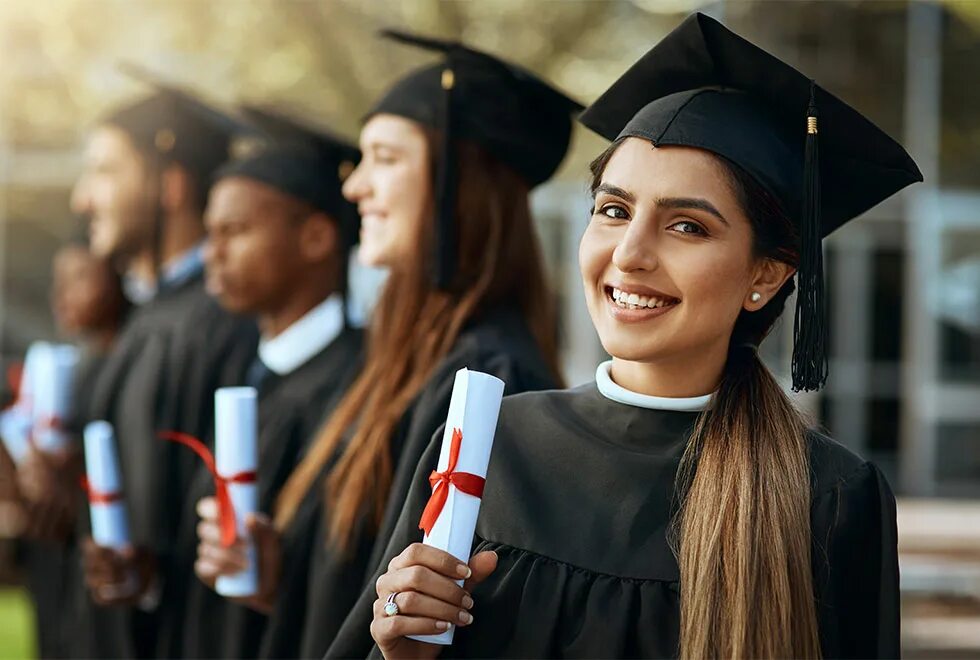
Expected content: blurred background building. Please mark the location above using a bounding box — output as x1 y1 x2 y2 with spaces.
0 0 977 656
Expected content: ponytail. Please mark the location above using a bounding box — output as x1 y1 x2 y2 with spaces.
673 296 821 657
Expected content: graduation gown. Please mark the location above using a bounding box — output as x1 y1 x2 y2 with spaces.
166 325 364 659
70 272 258 658
260 305 558 659
329 379 900 659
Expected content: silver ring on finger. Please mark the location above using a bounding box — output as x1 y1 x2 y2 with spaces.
383 592 400 617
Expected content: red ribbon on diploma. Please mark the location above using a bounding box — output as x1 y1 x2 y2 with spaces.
80 476 123 504
33 414 63 434
419 428 485 537
3 363 24 412
158 431 256 547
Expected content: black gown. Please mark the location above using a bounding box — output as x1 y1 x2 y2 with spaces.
69 272 258 658
163 325 364 659
329 382 900 659
260 305 559 659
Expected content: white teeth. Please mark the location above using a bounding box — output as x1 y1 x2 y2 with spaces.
609 287 678 309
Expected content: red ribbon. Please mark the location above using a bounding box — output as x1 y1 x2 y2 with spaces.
80 476 123 504
418 428 485 537
158 431 256 547
33 414 63 433
3 362 24 411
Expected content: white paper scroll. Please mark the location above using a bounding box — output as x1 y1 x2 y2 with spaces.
409 368 505 646
0 342 49 464
213 386 259 597
83 421 130 549
32 344 80 453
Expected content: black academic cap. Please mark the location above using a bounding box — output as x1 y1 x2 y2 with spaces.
219 106 362 326
579 13 922 392
102 63 244 183
373 29 583 288
216 105 360 221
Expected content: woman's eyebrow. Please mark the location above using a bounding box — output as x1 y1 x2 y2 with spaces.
656 196 729 226
593 183 635 203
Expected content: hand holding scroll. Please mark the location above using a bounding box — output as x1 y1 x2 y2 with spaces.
371 543 497 660
193 496 281 614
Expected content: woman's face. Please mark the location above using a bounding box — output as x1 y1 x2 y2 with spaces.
343 114 432 270
580 138 786 369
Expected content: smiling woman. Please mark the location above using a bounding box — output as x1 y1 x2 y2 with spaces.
581 138 794 397
362 13 921 660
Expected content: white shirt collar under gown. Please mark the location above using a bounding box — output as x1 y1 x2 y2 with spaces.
595 360 714 412
258 294 345 376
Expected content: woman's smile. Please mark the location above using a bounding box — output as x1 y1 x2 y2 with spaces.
604 284 680 323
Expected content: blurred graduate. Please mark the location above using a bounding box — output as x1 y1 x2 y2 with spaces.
67 70 258 657
15 238 128 659
160 107 365 659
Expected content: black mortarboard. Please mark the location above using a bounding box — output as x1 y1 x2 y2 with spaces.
372 29 583 289
219 106 362 325
103 63 243 184
579 13 922 391
218 105 360 221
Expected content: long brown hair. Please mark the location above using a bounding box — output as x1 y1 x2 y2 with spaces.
590 140 821 659
275 132 561 548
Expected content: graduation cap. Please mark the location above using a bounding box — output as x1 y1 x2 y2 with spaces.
218 106 362 325
579 13 922 392
372 29 584 289
103 63 243 184
219 105 360 221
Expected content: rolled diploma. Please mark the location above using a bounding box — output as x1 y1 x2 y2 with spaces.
32 344 80 452
0 411 32 465
214 386 259 597
409 368 504 645
83 421 130 549
0 342 49 464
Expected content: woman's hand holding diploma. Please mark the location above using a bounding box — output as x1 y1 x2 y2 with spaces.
371 543 497 660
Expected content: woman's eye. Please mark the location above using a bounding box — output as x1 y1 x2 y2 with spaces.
597 204 629 220
668 220 707 236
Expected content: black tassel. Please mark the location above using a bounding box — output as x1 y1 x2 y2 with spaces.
791 82 828 392
433 65 458 290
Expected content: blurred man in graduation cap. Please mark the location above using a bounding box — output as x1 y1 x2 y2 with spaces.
68 67 258 657
155 106 365 659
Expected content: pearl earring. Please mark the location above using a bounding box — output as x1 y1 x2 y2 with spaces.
750 292 762 303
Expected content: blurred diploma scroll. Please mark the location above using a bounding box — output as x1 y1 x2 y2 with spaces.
1 342 50 463
214 386 259 598
83 421 130 549
409 368 505 646
33 344 80 452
